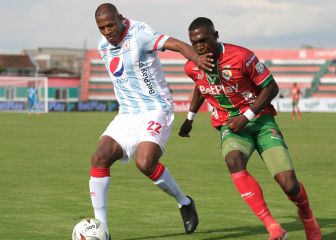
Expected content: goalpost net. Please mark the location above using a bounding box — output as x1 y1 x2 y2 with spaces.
0 76 48 113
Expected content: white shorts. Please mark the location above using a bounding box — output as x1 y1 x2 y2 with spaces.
101 110 174 163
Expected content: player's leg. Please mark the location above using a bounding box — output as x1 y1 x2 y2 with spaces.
296 102 302 120
292 101 296 120
136 142 190 206
34 98 40 112
135 110 198 234
90 136 123 228
89 113 136 233
221 125 287 240
262 148 322 240
136 141 198 234
31 99 38 113
28 99 33 114
258 115 320 240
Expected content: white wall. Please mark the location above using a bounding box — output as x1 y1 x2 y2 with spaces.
272 98 336 112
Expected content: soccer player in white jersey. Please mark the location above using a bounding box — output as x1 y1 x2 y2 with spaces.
89 3 214 238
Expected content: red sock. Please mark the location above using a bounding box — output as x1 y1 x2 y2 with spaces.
149 163 165 181
231 170 278 228
288 182 313 219
90 167 110 177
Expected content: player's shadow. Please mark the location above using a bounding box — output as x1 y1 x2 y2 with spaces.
122 216 335 240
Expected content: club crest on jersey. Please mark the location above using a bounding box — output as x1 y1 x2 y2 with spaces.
123 39 130 50
110 57 124 77
221 69 232 81
220 65 232 81
99 48 108 58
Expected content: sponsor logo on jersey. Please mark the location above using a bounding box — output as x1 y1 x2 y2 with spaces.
199 83 239 95
197 71 204 79
139 61 155 95
245 53 256 67
191 67 204 79
255 61 265 74
112 78 128 85
110 57 124 77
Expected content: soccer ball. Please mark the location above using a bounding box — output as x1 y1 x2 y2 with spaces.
72 218 109 240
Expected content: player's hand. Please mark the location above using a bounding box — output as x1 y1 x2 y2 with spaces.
227 115 249 133
179 119 193 137
196 53 214 72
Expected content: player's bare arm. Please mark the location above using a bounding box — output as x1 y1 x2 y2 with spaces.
250 80 279 115
179 86 205 137
228 80 279 132
188 86 205 113
163 37 214 71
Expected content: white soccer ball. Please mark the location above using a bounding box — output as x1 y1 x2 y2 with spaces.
72 218 109 240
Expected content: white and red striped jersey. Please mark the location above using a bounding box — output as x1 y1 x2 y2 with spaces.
98 18 172 114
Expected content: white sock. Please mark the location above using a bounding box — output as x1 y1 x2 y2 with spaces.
89 176 110 227
153 168 191 208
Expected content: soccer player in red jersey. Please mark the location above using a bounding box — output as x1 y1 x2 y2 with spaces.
179 17 322 240
291 82 302 120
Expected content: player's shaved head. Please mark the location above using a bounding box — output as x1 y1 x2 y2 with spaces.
95 3 119 18
188 17 215 32
95 3 125 46
188 17 219 59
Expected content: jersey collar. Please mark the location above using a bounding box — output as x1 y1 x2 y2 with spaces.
213 42 224 61
116 18 130 46
220 42 225 54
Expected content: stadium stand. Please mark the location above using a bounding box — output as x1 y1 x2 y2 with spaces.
80 49 336 102
312 61 336 98
265 59 326 98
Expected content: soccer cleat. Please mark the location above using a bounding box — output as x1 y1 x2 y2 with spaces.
267 224 289 240
300 217 322 240
179 196 198 234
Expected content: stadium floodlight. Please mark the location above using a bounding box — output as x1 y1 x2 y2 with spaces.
0 76 48 113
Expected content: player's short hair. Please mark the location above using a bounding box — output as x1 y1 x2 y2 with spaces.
95 3 118 17
188 17 214 31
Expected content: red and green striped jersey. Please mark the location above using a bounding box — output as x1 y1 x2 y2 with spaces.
185 43 276 128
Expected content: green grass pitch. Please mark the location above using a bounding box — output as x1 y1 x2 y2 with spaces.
0 112 335 239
